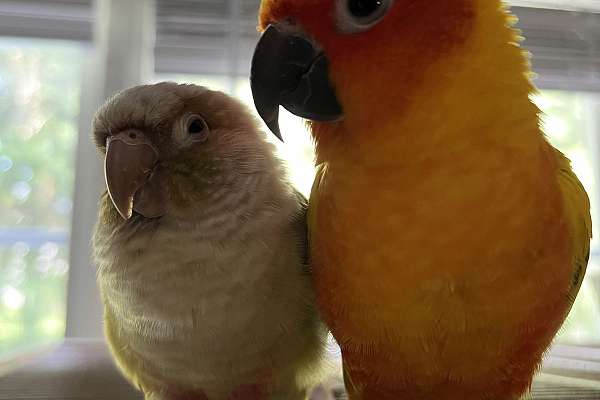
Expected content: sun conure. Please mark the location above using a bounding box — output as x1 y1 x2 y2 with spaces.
250 0 592 399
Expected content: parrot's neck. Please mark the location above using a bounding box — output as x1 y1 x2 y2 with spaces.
313 1 543 167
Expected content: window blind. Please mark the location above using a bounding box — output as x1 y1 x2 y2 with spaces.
516 6 600 91
0 0 598 90
155 0 259 76
0 0 92 41
155 0 600 91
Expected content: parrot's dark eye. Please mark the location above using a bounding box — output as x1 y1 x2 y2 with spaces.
187 117 206 135
184 114 209 142
349 0 382 18
336 0 394 33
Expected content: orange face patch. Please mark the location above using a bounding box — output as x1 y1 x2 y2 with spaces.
258 0 476 138
258 0 475 62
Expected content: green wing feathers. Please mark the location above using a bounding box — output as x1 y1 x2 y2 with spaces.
554 148 592 304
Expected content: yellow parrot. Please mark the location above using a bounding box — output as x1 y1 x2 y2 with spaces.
249 0 592 399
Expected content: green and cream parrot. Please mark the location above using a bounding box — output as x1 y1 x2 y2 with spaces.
92 82 328 400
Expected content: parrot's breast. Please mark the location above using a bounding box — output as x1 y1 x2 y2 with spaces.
310 141 574 396
94 192 324 400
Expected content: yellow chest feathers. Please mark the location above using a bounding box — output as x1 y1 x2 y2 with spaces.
310 140 572 347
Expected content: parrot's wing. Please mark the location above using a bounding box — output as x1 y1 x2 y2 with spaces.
308 165 365 396
554 147 592 304
308 163 325 232
292 186 310 268
307 163 327 269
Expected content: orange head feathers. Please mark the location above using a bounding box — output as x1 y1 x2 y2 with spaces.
252 0 476 140
251 0 538 164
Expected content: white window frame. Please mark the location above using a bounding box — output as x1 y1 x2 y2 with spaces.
65 0 156 337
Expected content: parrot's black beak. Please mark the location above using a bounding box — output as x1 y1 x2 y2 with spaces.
250 24 343 141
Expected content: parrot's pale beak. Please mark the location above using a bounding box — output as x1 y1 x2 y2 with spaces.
104 131 161 220
250 24 343 140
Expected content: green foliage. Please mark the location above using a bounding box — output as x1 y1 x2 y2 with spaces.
0 38 83 356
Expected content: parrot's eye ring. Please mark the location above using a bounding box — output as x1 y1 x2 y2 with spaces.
336 0 394 34
185 114 209 141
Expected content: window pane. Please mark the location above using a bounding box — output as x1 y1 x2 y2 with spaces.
0 38 83 357
534 90 600 345
234 78 316 197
